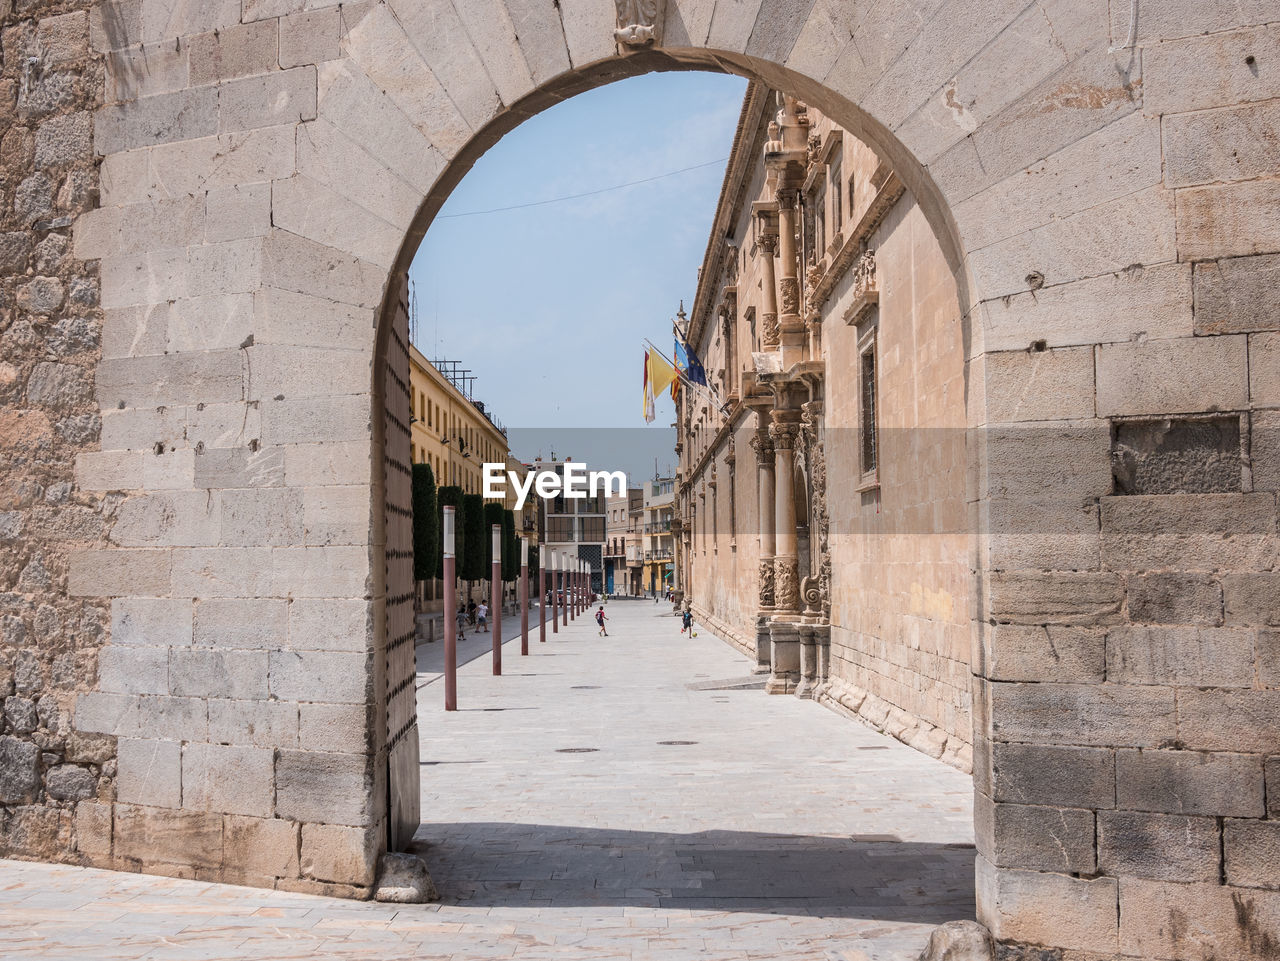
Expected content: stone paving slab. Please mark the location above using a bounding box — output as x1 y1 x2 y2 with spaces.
0 602 972 959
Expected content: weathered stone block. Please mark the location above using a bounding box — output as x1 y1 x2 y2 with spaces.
219 488 303 547
204 183 271 244
116 737 182 808
76 450 143 491
259 228 383 309
1165 99 1280 189
280 8 340 68
270 546 369 598
223 814 298 878
1100 493 1277 571
1178 689 1280 753
74 801 112 860
188 20 279 86
1096 335 1248 418
980 423 1112 500
1111 416 1242 495
988 742 1115 808
207 698 298 748
1177 179 1280 262
986 572 1124 626
95 86 219 153
261 395 370 446
114 803 222 868
94 352 244 408
97 645 169 695
109 490 221 548
301 822 377 885
975 793 1096 873
989 681 1175 747
1119 878 1280 961
283 441 372 488
193 447 285 490
1127 573 1223 625
288 597 369 652
187 238 264 297
182 743 274 818
269 650 368 704
170 548 273 599
1252 331 1280 407
984 624 1105 683
219 66 316 133
1105 626 1256 687
275 750 371 826
976 856 1117 955
169 649 269 700
298 702 367 753
1144 23 1280 116
1194 254 1280 336
75 692 208 742
1116 749 1264 817
193 598 287 649
1222 572 1280 626
1224 819 1279 888
1098 811 1220 881
5 697 38 734
0 735 41 804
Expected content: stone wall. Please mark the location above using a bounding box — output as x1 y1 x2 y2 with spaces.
0 0 111 868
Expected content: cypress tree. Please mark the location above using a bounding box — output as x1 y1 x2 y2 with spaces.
411 463 438 583
461 493 486 582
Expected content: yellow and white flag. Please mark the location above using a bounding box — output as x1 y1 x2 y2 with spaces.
642 348 676 424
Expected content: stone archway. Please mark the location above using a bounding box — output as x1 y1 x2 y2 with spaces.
1 1 1275 955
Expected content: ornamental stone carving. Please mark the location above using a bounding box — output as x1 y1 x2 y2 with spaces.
761 311 780 346
775 557 800 609
853 249 877 300
749 431 773 466
758 558 775 607
801 400 830 618
613 0 665 47
769 421 800 450
779 277 800 315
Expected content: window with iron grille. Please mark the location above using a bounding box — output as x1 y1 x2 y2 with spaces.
860 342 877 475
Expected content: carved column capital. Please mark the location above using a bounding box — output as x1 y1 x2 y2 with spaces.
768 421 800 450
749 431 774 466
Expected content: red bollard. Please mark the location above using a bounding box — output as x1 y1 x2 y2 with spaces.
539 542 547 643
520 537 529 656
491 524 502 676
550 551 559 634
565 553 573 624
443 506 457 711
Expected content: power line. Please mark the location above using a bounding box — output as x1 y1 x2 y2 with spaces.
436 156 730 219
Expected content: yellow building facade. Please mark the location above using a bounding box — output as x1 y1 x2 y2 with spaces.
408 344 509 499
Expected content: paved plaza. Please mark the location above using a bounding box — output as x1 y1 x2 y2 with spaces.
0 603 974 960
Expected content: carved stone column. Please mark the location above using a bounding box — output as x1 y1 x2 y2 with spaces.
766 412 802 694
749 424 774 674
754 204 780 350
776 187 805 370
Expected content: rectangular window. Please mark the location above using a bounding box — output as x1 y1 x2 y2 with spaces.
580 517 605 542
830 156 842 230
860 341 878 475
547 516 574 541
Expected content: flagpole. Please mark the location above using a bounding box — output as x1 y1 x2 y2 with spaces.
643 338 726 412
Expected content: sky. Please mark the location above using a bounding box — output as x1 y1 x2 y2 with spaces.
408 70 748 483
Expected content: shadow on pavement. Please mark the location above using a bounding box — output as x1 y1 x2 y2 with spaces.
414 821 975 923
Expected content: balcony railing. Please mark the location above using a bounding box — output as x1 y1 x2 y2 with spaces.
644 549 673 561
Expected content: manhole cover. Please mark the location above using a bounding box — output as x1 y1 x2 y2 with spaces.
556 747 599 753
571 685 601 689
657 740 698 746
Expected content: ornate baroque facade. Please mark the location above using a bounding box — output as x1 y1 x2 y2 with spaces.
677 85 971 769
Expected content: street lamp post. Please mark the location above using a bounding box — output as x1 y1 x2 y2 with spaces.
443 506 457 711
520 536 529 656
491 524 501 676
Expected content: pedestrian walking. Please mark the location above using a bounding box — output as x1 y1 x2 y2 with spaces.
595 606 609 637
476 601 488 635
455 603 467 636
467 599 477 625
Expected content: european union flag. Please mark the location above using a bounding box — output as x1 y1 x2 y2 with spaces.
674 336 708 387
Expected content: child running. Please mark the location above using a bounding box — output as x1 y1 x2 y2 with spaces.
476 601 488 635
595 606 609 636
